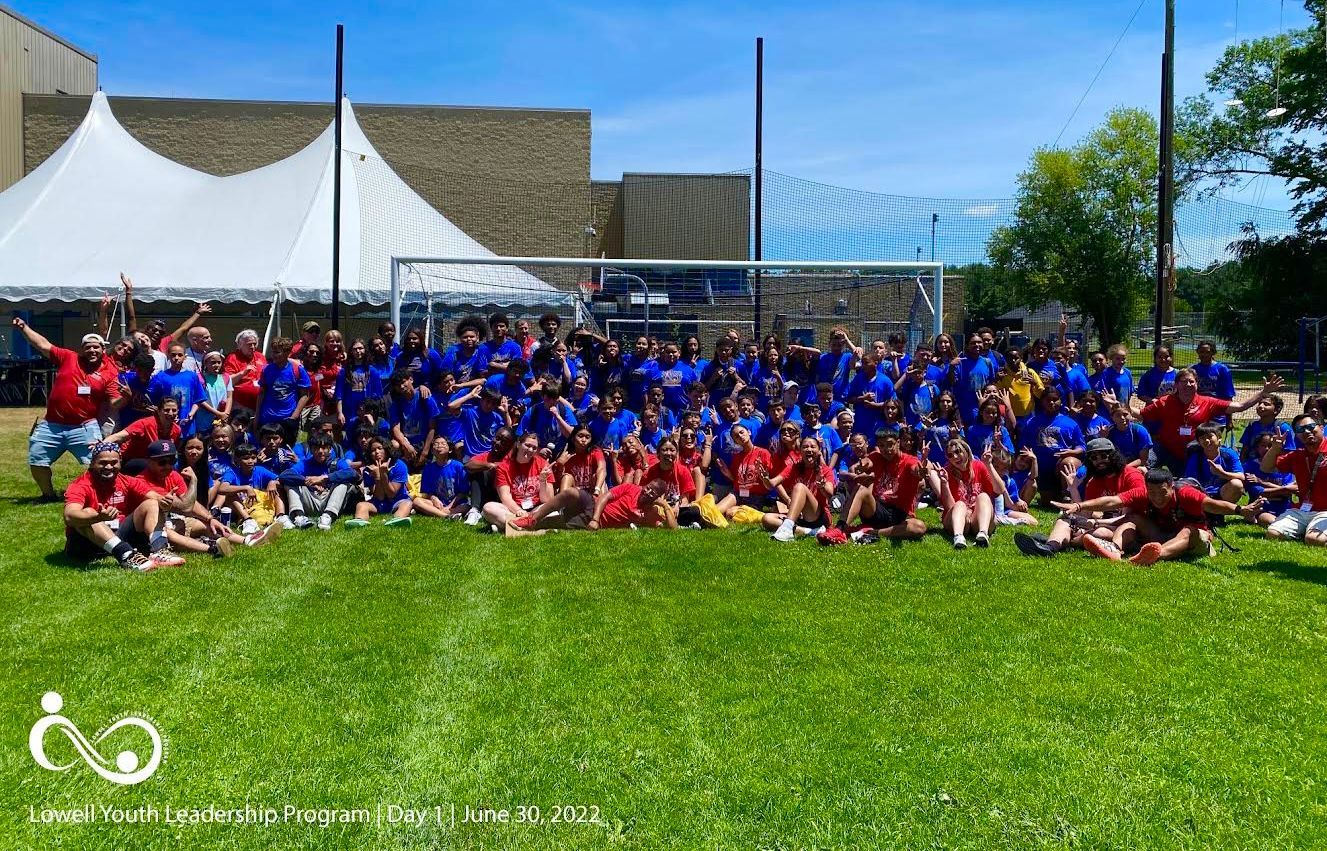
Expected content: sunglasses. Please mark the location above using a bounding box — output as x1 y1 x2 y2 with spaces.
1294 423 1321 434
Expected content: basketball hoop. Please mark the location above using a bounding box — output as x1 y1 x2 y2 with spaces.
577 280 602 301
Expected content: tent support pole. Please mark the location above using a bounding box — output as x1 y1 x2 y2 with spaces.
390 258 401 332
330 23 344 331
933 265 944 339
262 290 281 354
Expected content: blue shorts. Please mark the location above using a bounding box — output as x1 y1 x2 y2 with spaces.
369 495 411 514
29 420 101 468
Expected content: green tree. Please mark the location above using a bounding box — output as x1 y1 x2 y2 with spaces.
987 108 1160 348
1179 0 1327 232
949 263 1015 321
1206 227 1327 360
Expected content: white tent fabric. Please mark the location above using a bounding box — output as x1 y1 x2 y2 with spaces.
0 92 571 308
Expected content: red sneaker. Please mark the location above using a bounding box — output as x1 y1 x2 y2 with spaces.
510 515 538 531
1129 542 1163 567
1082 536 1123 561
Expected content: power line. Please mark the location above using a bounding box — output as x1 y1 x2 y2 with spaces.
1053 0 1152 148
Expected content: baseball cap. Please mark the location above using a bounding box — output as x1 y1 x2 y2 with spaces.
302 321 321 333
81 333 106 346
1085 438 1115 454
147 439 177 459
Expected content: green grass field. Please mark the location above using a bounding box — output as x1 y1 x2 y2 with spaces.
3 407 1327 850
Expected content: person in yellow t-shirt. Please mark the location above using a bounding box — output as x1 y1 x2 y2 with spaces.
996 346 1045 420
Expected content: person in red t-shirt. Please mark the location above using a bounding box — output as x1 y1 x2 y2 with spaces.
764 437 838 541
1016 438 1145 559
1134 369 1283 473
1262 413 1327 546
931 436 1011 549
223 329 267 413
838 429 927 540
587 479 677 530
13 318 126 500
643 437 698 507
556 424 607 496
484 432 563 533
1055 467 1258 565
136 439 250 559
104 397 183 470
63 444 189 570
715 424 774 519
609 434 654 487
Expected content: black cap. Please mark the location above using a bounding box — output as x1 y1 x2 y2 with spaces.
147 439 177 459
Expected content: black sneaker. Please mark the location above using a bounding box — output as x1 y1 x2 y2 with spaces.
1014 532 1055 557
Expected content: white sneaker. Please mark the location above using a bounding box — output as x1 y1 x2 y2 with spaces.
975 531 990 548
953 535 968 550
805 525 826 537
244 523 281 547
276 514 295 530
464 508 483 526
317 514 334 531
771 520 796 542
292 514 312 530
240 518 260 535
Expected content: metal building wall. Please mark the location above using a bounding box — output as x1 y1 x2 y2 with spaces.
0 5 96 190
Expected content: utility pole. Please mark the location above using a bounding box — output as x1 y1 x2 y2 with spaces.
753 37 764 337
331 24 344 332
1154 0 1175 347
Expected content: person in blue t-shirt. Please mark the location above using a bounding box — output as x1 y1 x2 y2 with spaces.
1136 343 1177 405
701 338 743 401
148 343 207 435
813 328 859 400
896 348 940 426
256 337 311 437
336 339 384 427
1183 422 1245 503
1071 391 1112 441
1238 394 1295 461
587 396 634 452
282 433 354 530
1018 388 1085 503
1092 344 1134 414
476 313 524 375
387 371 441 469
1188 340 1236 401
216 442 281 535
1106 405 1152 467
846 353 897 438
966 396 1016 458
345 436 413 528
747 347 787 413
520 382 577 456
1243 431 1297 527
484 358 532 405
1026 339 1067 403
642 342 698 414
952 334 996 424
368 336 396 385
589 337 628 396
458 387 510 458
414 435 471 519
397 326 447 390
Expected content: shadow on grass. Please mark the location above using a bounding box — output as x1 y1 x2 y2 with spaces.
0 495 61 507
1241 558 1327 587
41 551 116 572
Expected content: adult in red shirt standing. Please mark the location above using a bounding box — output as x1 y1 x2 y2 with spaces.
765 437 837 541
1262 413 1327 546
1131 369 1283 473
1054 467 1258 565
63 443 185 570
13 317 125 501
838 429 927 540
223 329 267 415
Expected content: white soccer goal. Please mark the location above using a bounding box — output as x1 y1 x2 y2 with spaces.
389 257 946 348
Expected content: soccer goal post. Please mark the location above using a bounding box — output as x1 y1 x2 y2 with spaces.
389 256 945 350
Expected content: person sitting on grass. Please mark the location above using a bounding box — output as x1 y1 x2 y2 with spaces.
764 437 837 541
12 317 126 501
1019 387 1085 506
279 433 355 531
836 428 927 541
63 443 185 571
138 439 270 557
462 426 516 526
1014 439 1144 558
216 442 283 536
1238 394 1294 463
103 396 182 474
642 435 698 510
1182 422 1245 506
482 432 553 532
713 423 773 519
555 423 607 497
929 437 1008 550
414 435 471 520
1259 414 1327 547
987 446 1039 527
346 437 413 529
1052 468 1259 566
1243 432 1298 529
609 434 654 488
676 426 710 498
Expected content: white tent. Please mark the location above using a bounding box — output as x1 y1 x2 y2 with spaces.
0 92 573 311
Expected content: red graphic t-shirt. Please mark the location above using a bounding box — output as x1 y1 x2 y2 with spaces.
496 455 549 508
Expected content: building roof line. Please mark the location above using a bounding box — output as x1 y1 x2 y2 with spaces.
0 4 97 62
26 91 587 115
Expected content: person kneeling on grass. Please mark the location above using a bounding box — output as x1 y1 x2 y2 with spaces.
346 437 413 528
278 433 356 530
1052 468 1260 566
764 437 837 541
413 436 471 520
836 428 927 541
1015 438 1144 559
63 443 186 571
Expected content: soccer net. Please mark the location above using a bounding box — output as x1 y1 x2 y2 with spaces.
390 257 946 354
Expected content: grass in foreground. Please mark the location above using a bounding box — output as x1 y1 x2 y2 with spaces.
2 407 1327 849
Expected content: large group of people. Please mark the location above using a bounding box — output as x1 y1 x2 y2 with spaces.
14 276 1327 571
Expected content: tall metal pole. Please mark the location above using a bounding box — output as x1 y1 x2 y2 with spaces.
331 23 345 331
753 36 763 338
1154 0 1175 348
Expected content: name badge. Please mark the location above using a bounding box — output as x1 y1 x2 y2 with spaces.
1178 426 1193 437
77 385 92 396
739 488 750 498
520 498 534 511
1303 503 1314 513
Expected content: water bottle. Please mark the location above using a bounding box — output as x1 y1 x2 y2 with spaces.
219 507 233 528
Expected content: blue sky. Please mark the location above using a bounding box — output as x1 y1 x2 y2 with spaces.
22 0 1310 210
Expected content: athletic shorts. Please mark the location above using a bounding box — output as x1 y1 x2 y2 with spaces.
867 503 909 529
1268 508 1327 541
64 520 149 561
368 495 411 514
29 420 100 468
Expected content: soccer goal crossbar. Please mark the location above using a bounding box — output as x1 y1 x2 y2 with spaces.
389 255 945 339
